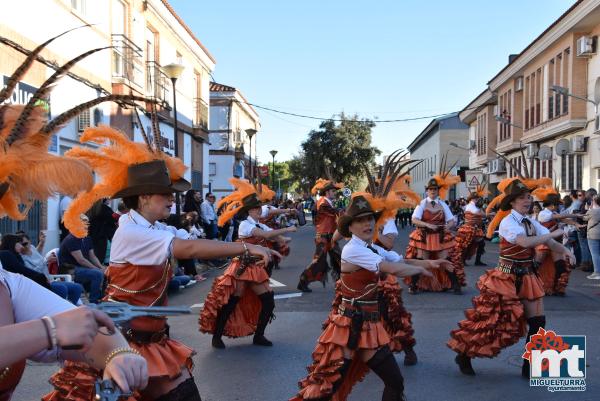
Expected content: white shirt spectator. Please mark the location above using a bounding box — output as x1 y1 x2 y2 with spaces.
465 201 482 214
499 210 550 244
341 235 402 272
110 209 190 266
238 216 272 238
381 218 398 236
537 208 554 224
201 201 217 224
412 197 455 222
21 247 50 278
0 264 73 361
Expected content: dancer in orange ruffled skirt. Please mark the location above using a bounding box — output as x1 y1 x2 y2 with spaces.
448 178 575 377
45 126 276 401
453 182 487 274
200 179 293 348
534 191 576 296
291 194 450 401
404 155 464 294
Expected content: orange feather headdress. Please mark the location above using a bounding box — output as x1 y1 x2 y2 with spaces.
363 149 423 238
217 178 269 227
63 125 189 238
485 146 553 238
0 28 153 220
426 151 461 200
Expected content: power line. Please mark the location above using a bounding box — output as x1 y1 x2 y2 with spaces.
235 99 480 124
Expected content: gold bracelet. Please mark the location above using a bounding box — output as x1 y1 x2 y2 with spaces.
104 347 141 367
240 241 249 257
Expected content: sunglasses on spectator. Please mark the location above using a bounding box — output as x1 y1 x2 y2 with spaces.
578 193 585 197
21 241 30 246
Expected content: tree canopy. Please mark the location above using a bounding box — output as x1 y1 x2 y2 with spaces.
289 113 380 192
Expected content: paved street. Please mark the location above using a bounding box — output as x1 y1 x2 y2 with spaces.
15 223 600 401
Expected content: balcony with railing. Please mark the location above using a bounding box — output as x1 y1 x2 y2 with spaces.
193 97 209 131
111 34 144 88
146 61 170 105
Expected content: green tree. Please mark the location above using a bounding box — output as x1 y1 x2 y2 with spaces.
289 113 380 190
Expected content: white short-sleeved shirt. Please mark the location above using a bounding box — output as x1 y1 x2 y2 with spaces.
110 209 190 265
381 218 399 236
499 210 550 244
260 205 273 219
341 235 402 272
238 216 273 238
537 208 554 223
0 264 74 362
412 197 454 222
465 201 482 214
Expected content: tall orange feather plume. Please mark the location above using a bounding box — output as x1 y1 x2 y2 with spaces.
432 174 461 200
0 106 93 220
63 126 187 237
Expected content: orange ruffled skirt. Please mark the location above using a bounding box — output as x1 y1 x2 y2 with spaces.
536 245 571 296
379 275 416 352
455 224 483 262
290 309 391 401
199 258 270 337
42 362 138 401
447 268 545 358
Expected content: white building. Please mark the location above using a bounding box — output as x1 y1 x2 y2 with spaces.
0 0 215 250
407 114 470 200
209 82 260 199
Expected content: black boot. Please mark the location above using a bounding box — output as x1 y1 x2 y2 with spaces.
448 271 462 295
154 377 202 401
523 316 546 378
367 346 406 401
253 291 275 346
297 279 312 293
475 241 486 266
212 295 240 349
403 346 418 366
408 274 420 294
455 353 475 375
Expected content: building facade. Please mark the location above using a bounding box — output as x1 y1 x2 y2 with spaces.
407 114 470 200
461 0 600 194
0 0 215 250
209 82 260 200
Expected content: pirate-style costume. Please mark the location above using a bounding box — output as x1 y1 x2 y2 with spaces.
403 155 463 294
291 195 406 401
45 125 203 400
297 178 344 292
454 182 488 269
448 178 553 377
200 179 286 348
534 191 571 296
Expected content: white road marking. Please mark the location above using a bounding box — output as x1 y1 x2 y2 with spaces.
269 278 286 287
191 303 204 308
274 292 303 300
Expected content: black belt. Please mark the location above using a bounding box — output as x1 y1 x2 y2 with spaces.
122 326 169 344
316 233 333 239
338 306 380 322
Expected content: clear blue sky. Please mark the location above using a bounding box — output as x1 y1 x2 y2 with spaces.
169 0 574 163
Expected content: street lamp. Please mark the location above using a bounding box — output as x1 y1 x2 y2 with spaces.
495 114 523 129
245 128 257 181
551 85 599 114
162 62 185 217
269 150 278 191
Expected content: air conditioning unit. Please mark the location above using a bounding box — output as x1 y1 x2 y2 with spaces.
576 35 597 57
570 135 586 152
525 143 538 158
77 109 91 132
495 158 507 173
515 77 524 92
